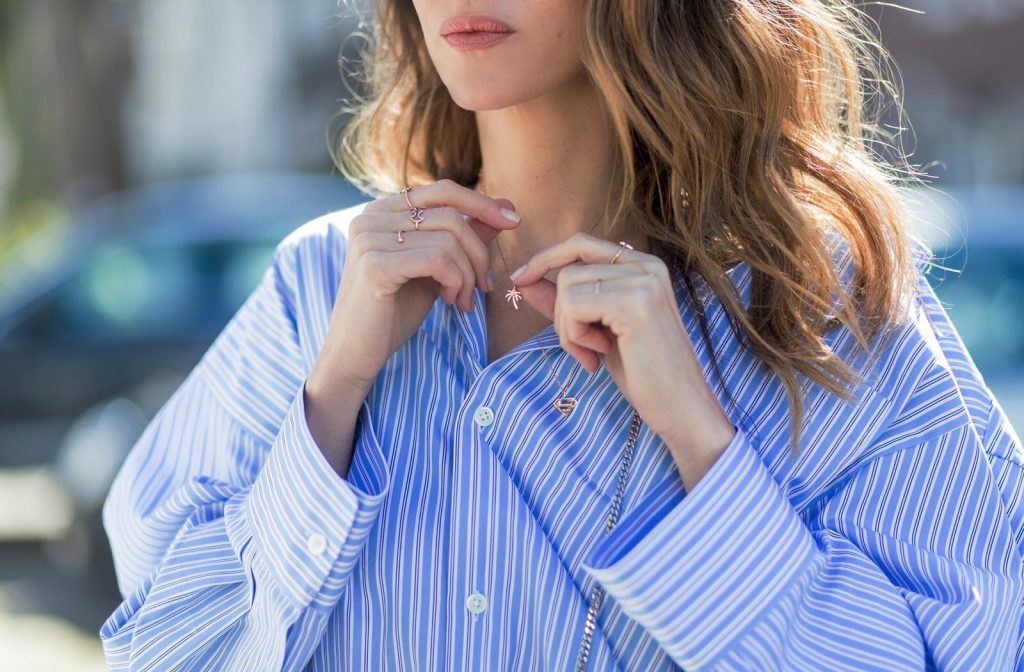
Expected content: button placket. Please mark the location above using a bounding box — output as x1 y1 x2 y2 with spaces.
456 379 499 643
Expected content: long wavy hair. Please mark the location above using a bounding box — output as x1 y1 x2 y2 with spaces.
328 0 930 452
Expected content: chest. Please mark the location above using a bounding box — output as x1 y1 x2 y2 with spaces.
485 290 553 366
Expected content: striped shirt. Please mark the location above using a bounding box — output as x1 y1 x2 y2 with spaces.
99 202 1024 670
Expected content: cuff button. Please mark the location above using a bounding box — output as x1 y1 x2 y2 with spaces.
306 531 328 555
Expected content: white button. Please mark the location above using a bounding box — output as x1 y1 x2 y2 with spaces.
306 532 327 555
465 591 488 614
473 405 495 427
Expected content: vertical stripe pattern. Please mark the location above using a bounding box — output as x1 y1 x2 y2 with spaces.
99 204 1024 670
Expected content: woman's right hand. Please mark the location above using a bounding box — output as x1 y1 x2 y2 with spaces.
309 179 522 395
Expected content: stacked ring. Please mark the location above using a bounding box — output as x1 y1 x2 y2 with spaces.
610 240 633 264
398 186 426 243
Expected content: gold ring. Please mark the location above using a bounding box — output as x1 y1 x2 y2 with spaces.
594 278 602 294
411 207 424 231
401 186 425 231
401 186 416 210
396 228 405 243
610 240 633 264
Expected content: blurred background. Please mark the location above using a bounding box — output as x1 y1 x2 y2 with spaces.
0 0 1021 668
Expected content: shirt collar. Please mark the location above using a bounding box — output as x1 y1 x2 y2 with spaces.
446 258 718 372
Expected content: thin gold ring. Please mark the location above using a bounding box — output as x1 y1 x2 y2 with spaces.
594 278 602 294
401 186 425 231
610 240 633 264
401 186 416 209
396 228 405 243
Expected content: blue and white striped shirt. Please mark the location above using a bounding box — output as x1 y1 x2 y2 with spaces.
100 202 1024 670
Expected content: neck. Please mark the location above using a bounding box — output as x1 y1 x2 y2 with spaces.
471 73 645 272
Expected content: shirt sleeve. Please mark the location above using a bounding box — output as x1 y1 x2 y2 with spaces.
98 225 392 671
581 262 1024 670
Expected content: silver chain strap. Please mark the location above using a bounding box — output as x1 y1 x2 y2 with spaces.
573 408 643 671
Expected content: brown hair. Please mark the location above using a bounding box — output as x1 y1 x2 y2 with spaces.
329 0 930 452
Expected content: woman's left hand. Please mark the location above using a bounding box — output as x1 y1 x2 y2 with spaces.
509 232 737 489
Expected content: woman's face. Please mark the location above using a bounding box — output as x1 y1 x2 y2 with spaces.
410 1 588 111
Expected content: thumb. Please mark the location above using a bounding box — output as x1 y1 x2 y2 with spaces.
518 276 557 320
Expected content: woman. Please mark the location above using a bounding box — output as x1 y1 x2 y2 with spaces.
100 0 1023 670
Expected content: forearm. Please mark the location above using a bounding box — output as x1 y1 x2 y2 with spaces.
303 356 373 479
582 422 1022 670
101 372 392 669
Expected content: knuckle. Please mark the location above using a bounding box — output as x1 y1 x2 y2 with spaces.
437 229 457 248
350 230 371 255
348 214 368 237
436 205 461 223
427 246 448 268
638 281 661 308
359 250 382 274
649 260 670 283
559 332 572 352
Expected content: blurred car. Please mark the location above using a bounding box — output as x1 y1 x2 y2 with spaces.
0 172 366 577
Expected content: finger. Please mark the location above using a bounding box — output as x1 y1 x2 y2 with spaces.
413 229 477 311
517 276 557 320
511 233 642 286
558 260 672 305
563 272 663 362
556 260 647 283
355 207 492 292
562 274 653 339
564 304 615 358
461 197 518 247
362 245 466 307
363 179 522 239
555 288 603 373
354 230 477 310
554 274 612 370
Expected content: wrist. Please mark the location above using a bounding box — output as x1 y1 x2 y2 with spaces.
661 392 735 491
307 356 374 404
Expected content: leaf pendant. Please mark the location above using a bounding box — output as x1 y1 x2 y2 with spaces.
554 396 577 416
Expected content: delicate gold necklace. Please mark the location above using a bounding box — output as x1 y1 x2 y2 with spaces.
491 233 581 415
477 178 586 416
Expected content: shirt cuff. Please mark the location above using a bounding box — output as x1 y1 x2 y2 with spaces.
579 426 817 668
239 379 390 611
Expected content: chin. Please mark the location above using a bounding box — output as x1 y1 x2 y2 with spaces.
444 82 535 112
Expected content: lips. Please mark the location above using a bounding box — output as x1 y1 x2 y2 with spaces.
440 15 513 37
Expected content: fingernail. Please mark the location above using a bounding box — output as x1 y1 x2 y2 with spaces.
500 207 520 223
510 264 527 281
486 270 495 292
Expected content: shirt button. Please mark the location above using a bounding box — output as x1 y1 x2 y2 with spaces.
473 405 495 427
465 591 488 615
306 532 327 556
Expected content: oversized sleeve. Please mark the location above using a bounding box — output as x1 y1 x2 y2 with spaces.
581 262 1024 670
98 221 392 671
